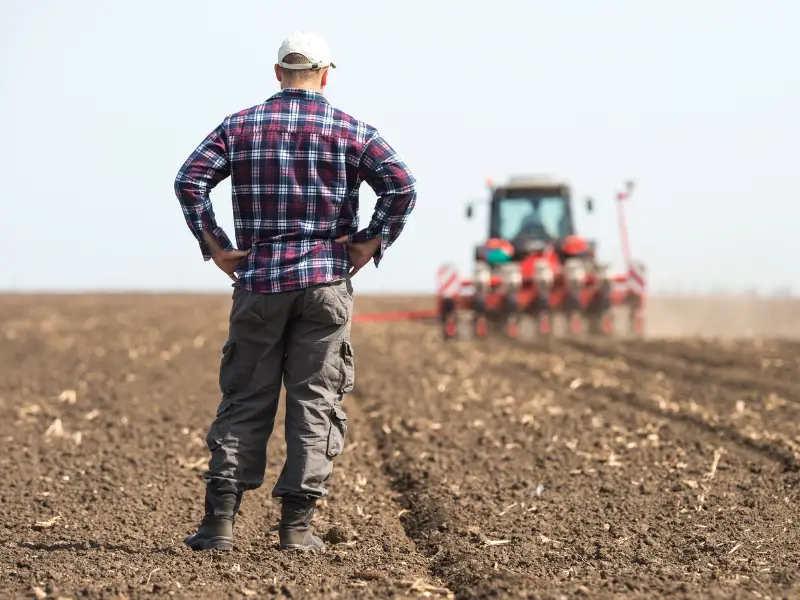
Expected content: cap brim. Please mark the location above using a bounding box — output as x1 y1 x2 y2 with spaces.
278 59 336 70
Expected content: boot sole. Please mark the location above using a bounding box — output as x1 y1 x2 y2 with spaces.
184 535 234 551
279 543 325 554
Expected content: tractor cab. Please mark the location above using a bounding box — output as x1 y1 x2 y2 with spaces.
468 176 593 263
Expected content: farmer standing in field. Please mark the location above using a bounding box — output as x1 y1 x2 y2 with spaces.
173 31 417 553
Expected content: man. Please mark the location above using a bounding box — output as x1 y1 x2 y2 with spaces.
173 31 416 553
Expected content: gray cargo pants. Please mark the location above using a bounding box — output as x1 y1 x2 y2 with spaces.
203 278 354 503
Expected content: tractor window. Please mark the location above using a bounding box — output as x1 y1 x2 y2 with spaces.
498 196 570 241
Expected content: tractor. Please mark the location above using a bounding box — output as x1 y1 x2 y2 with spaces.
435 175 646 340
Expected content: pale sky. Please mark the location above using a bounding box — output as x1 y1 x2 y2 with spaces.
2 0 798 294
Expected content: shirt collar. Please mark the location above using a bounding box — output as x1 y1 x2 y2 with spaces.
267 88 329 104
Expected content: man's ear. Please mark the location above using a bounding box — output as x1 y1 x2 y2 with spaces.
274 63 282 83
320 67 329 88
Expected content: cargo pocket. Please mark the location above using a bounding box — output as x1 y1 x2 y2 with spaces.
218 337 254 395
340 339 355 394
326 406 348 459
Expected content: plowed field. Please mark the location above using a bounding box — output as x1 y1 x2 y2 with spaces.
1 294 798 599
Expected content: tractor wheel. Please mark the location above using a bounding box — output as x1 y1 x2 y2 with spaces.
442 317 457 341
568 312 584 336
587 310 614 336
441 298 458 341
443 316 479 341
505 314 521 339
532 312 554 351
474 314 489 339
629 307 645 339
536 312 553 338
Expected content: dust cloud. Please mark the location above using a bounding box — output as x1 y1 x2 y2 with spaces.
644 295 800 339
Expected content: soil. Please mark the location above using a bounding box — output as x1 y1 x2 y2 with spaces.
1 294 798 599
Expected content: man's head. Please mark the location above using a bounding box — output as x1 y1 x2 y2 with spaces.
275 31 336 92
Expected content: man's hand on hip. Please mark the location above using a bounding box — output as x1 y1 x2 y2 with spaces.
336 235 381 278
203 230 250 282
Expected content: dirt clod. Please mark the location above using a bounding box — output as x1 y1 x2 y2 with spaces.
325 525 354 544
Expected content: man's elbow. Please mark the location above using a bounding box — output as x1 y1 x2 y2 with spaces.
174 172 189 198
174 171 203 203
174 172 185 197
404 180 418 212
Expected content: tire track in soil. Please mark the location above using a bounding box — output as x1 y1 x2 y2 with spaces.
551 338 800 470
487 356 800 475
353 321 800 599
563 337 800 410
0 296 437 600
491 335 800 466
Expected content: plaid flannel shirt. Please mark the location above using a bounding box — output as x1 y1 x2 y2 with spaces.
174 88 417 293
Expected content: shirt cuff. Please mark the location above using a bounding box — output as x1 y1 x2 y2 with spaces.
199 226 234 261
348 229 386 267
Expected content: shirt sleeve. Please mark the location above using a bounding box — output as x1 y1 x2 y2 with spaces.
173 122 234 261
350 132 417 267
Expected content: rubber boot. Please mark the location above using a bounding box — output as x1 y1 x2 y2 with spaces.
278 497 325 553
183 488 241 551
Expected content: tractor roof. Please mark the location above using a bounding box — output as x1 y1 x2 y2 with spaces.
496 174 570 190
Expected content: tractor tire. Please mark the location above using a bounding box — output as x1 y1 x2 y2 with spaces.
587 310 614 337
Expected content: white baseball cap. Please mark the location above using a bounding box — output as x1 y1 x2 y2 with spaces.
277 31 336 70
